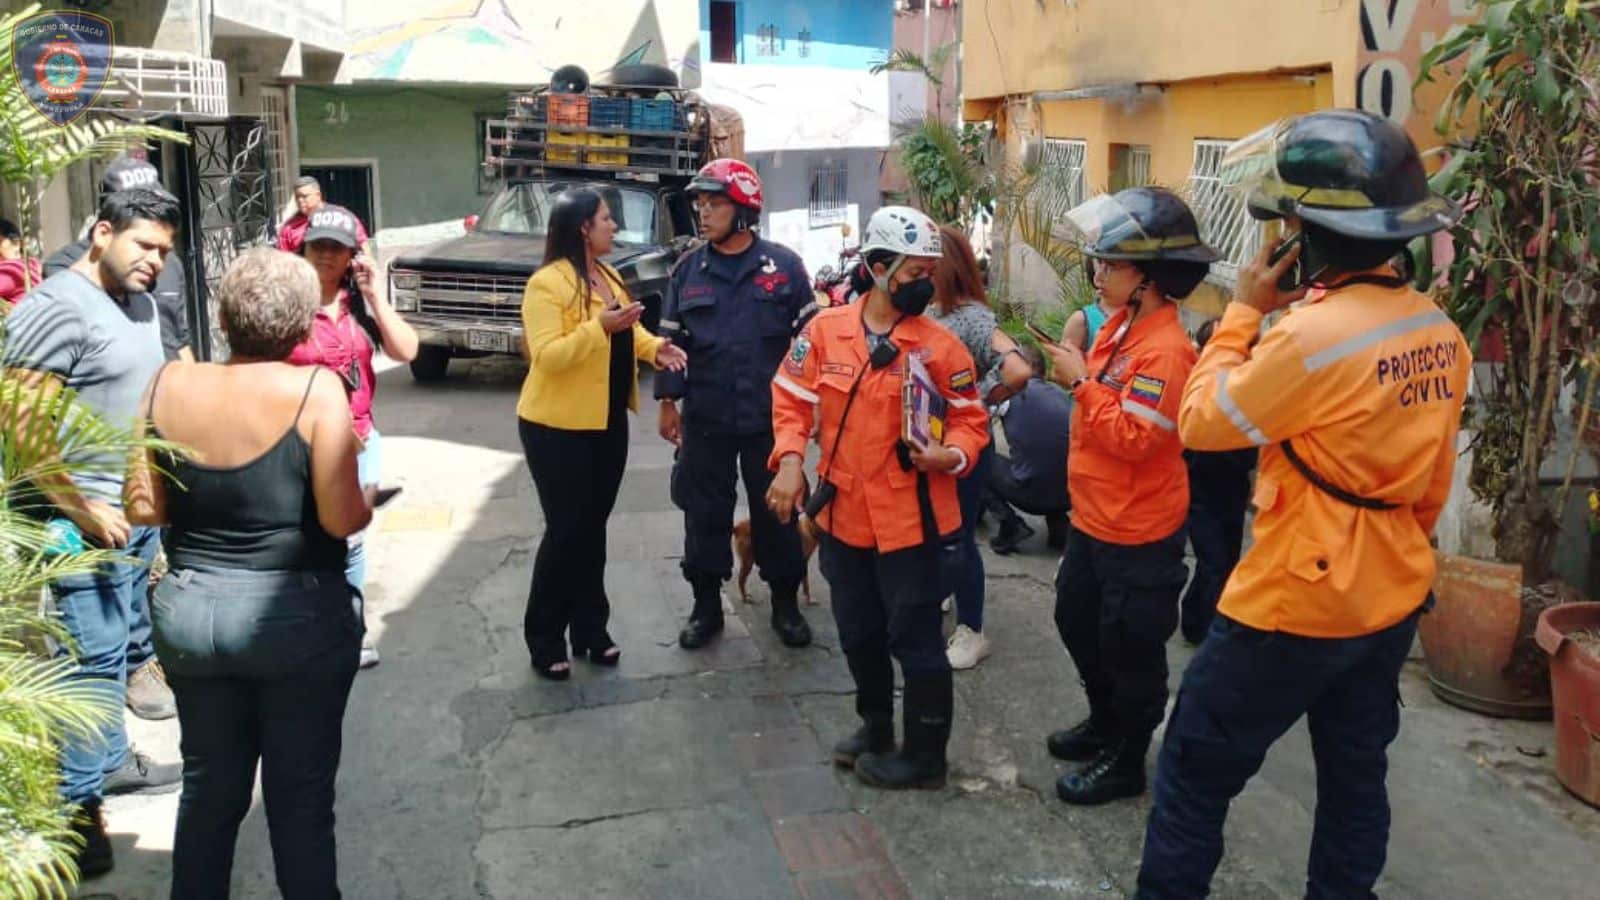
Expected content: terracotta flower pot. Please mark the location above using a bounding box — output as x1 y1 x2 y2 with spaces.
1418 552 1555 719
1534 602 1600 808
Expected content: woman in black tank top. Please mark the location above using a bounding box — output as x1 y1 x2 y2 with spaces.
124 248 372 899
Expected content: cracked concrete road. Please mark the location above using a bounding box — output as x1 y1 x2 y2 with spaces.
95 358 1600 899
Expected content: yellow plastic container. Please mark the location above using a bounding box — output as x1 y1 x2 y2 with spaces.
547 131 583 163
588 133 629 167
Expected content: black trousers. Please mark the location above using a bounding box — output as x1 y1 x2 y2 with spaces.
672 428 804 587
519 416 628 663
1180 493 1249 639
1054 525 1188 744
985 455 1070 520
820 534 951 677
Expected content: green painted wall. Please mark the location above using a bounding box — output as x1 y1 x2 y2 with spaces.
296 85 507 231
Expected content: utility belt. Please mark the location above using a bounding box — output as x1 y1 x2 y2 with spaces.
1279 439 1399 511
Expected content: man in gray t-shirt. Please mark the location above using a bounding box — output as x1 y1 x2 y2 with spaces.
0 187 183 876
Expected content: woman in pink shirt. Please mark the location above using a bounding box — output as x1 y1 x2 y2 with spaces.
0 217 42 305
286 205 418 668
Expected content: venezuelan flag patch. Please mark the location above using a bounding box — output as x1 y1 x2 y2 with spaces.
949 368 975 392
1129 374 1166 407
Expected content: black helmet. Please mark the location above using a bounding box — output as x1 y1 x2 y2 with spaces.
550 64 589 94
1233 109 1459 240
1066 187 1220 264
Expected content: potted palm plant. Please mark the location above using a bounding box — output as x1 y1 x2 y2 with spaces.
1414 0 1599 718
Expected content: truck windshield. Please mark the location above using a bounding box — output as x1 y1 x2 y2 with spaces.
477 182 657 245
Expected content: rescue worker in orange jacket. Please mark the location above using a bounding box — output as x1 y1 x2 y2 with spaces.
1036 187 1218 806
1136 110 1469 899
766 206 990 791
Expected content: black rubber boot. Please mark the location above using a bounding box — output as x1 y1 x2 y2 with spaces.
856 672 951 791
989 516 1035 555
71 797 114 878
1046 714 1116 762
836 650 896 767
678 578 725 650
1045 513 1069 551
769 580 813 648
1055 738 1148 806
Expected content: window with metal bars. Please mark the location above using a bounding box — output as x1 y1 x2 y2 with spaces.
808 161 848 228
1186 139 1261 286
1113 144 1152 189
1038 138 1088 218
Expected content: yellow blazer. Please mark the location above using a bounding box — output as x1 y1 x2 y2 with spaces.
516 259 665 430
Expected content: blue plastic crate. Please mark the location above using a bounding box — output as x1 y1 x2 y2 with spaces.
589 97 631 129
630 99 683 133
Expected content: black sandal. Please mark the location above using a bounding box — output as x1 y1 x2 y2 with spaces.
531 645 572 681
575 635 621 667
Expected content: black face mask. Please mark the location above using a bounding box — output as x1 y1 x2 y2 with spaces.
889 277 936 316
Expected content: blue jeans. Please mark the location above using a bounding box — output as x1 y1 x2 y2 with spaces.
347 429 381 616
51 524 159 804
153 565 360 900
951 444 993 632
1137 611 1420 899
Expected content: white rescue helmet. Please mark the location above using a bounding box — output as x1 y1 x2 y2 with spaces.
861 206 942 259
860 206 943 291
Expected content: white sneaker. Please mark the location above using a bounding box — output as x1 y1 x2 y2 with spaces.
940 596 953 614
359 638 381 669
946 625 991 670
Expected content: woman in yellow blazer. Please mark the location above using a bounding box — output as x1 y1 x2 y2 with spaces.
518 188 686 680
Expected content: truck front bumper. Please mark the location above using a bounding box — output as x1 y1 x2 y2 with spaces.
405 315 523 355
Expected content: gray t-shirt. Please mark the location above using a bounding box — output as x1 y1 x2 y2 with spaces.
2 269 164 503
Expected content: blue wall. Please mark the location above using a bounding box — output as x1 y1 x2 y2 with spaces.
701 0 892 69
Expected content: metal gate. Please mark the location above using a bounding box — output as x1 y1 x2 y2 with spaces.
175 116 277 361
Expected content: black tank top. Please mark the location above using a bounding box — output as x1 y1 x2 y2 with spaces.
156 366 348 572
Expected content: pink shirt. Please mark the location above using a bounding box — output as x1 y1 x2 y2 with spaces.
0 257 43 305
276 212 369 254
287 293 377 438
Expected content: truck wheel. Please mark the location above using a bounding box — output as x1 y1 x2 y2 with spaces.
409 345 451 382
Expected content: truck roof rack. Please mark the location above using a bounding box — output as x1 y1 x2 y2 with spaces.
484 83 711 182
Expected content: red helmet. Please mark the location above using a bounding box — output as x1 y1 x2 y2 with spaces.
689 158 763 211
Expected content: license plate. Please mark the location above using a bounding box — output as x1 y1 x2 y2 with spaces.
468 330 513 353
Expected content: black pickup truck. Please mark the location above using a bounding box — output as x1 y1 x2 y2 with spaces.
387 69 718 381
387 179 698 381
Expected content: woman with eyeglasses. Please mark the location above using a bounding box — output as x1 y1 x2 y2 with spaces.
517 188 687 681
1035 187 1217 807
289 205 419 670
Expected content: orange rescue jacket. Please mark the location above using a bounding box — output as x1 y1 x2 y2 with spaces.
770 306 991 553
1180 280 1471 638
1067 302 1196 546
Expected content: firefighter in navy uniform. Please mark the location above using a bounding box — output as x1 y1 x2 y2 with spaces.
1137 110 1469 898
656 159 817 650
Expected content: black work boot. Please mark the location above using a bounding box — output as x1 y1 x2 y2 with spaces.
677 578 725 650
1055 739 1148 806
71 797 114 878
1046 714 1116 762
989 516 1035 555
1045 513 1069 551
856 672 952 791
769 580 813 648
836 650 896 767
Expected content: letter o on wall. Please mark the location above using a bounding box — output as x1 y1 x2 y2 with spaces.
1358 60 1413 125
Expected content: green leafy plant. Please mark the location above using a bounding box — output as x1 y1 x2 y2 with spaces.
1418 0 1600 581
0 3 185 295
871 43 958 115
893 117 995 230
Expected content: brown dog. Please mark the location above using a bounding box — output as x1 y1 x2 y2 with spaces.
733 515 819 605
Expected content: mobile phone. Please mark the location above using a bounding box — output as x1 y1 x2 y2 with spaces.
373 486 403 509
1271 230 1304 292
1024 321 1063 348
